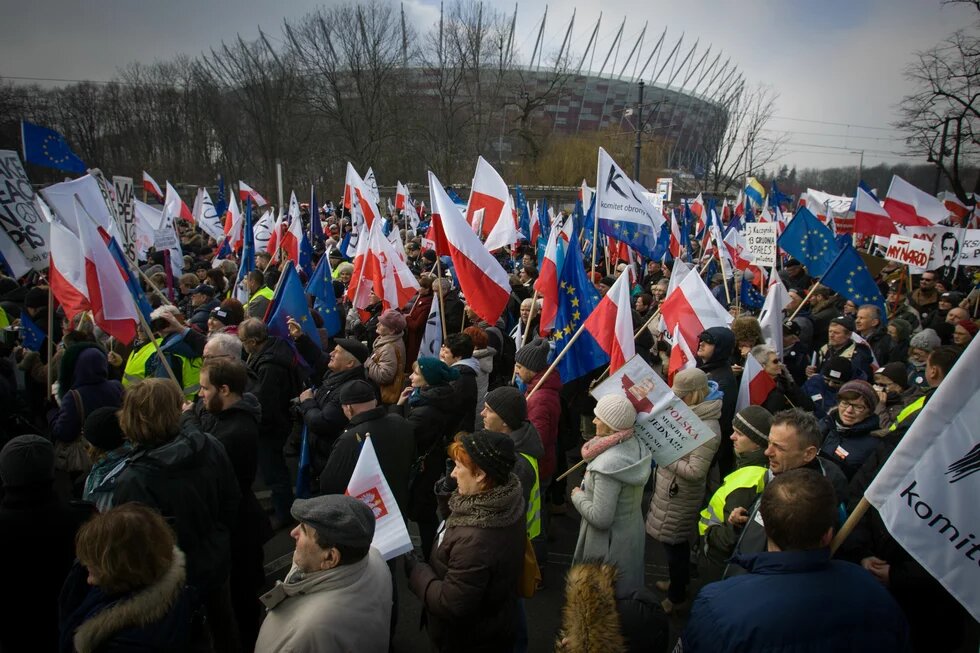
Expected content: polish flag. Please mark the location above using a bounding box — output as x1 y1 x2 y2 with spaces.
534 217 565 336
395 181 411 210
669 209 683 258
942 191 971 223
850 331 881 372
239 181 268 207
854 185 897 237
734 190 745 218
142 171 163 202
344 163 382 230
582 270 635 373
164 182 194 223
49 219 91 320
884 175 947 226
280 192 305 268
660 267 733 353
465 156 520 252
759 278 791 360
347 220 419 312
428 171 511 325
735 352 777 412
690 193 705 229
266 208 286 259
667 324 696 385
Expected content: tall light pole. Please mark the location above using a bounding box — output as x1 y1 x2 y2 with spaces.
634 81 644 181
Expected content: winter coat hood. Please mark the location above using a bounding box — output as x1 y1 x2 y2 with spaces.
587 436 652 486
691 396 723 423
556 563 627 653
698 326 735 371
510 420 545 460
455 358 481 375
71 346 110 388
225 392 262 423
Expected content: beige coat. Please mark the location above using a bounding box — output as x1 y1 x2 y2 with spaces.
645 398 722 545
365 333 406 387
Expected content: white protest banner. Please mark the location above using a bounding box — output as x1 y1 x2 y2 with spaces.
112 176 136 262
132 199 163 260
656 177 673 201
596 147 666 234
885 234 932 269
591 355 718 467
865 335 980 621
642 191 664 212
744 222 777 267
41 173 115 234
897 226 980 272
346 436 414 560
0 150 50 271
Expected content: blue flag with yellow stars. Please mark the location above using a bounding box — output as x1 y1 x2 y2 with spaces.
267 264 321 348
820 243 888 324
21 121 87 174
550 233 609 382
306 253 342 337
18 310 46 352
739 276 765 311
515 185 531 240
777 207 840 277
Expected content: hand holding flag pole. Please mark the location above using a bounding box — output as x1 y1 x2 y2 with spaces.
786 244 850 322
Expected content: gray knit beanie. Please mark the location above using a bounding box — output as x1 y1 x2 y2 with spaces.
909 328 940 352
515 338 551 373
594 394 637 431
732 406 774 447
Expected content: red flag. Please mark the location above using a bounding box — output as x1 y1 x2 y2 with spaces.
344 163 382 230
884 175 947 226
735 354 777 411
142 171 163 202
854 185 897 237
164 182 194 223
348 220 419 312
582 271 635 373
660 269 733 353
466 156 519 252
667 324 696 386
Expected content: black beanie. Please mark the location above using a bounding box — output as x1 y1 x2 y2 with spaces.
83 406 126 452
484 387 527 430
460 430 516 485
515 338 551 373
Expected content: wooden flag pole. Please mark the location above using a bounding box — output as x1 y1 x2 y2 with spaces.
526 320 589 399
830 496 870 555
435 259 448 341
45 270 54 397
786 283 822 322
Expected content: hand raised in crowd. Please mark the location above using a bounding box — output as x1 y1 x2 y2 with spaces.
805 365 818 378
286 316 302 340
396 386 413 406
728 507 749 528
156 310 185 336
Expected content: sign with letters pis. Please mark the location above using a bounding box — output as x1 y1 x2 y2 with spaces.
0 150 50 271
744 222 777 267
591 355 718 467
885 234 932 269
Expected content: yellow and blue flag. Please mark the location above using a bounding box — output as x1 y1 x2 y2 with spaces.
745 177 766 208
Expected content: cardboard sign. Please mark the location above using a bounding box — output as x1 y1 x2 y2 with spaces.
744 222 777 267
656 177 673 201
0 150 50 271
885 234 932 268
112 176 136 262
591 355 718 467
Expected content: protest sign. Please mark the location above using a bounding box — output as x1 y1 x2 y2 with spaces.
885 234 931 269
0 150 50 271
656 177 673 201
346 436 414 560
591 355 718 467
112 176 136 262
41 173 115 234
744 222 777 267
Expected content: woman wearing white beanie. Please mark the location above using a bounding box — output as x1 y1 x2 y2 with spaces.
570 393 652 591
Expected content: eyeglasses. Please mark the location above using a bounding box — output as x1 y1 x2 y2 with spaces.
838 400 868 414
698 332 715 345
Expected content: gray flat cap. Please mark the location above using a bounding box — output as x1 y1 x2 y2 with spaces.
291 495 375 548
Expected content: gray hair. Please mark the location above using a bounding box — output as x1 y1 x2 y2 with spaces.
750 344 777 366
858 304 881 320
206 332 242 359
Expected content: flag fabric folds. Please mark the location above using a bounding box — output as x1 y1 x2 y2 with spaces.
305 253 342 337
142 171 164 201
667 324 696 385
18 310 46 351
777 207 840 277
660 268 733 353
266 264 321 348
191 187 226 242
21 121 87 174
884 175 948 226
550 236 608 383
819 243 888 324
164 182 195 223
238 181 268 207
418 293 443 359
595 148 666 261
582 271 635 373
745 177 766 208
759 279 791 360
346 436 414 560
735 353 777 412
347 220 419 313
466 156 520 252
854 183 897 237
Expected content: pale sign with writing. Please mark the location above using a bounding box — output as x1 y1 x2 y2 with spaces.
744 222 777 267
885 234 932 269
0 150 50 271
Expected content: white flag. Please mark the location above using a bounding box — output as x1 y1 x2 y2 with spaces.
191 187 226 242
346 436 414 561
864 337 980 621
759 279 791 361
419 293 442 358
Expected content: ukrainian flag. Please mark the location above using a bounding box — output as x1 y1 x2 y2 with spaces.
745 177 766 208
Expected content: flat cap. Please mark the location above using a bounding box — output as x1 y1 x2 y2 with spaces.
334 338 370 364
291 495 375 548
339 379 377 404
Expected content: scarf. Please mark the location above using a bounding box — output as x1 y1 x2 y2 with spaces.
446 474 523 529
407 387 426 407
580 429 633 462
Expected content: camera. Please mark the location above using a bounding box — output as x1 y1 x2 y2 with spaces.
0 326 21 348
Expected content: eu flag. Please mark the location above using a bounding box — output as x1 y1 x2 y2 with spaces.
777 207 840 276
515 185 531 240
266 264 321 348
215 175 227 220
306 254 342 337
819 243 888 324
18 310 46 351
550 232 609 382
739 276 765 311
21 121 87 174
310 185 325 246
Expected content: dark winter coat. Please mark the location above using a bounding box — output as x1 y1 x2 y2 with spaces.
862 325 892 368
683 549 909 653
405 292 434 369
525 369 562 481
509 420 545 511
298 366 367 480
697 326 737 442
50 344 124 443
818 410 881 480
801 374 842 421
319 406 415 514
188 298 219 333
0 485 96 653
449 360 479 433
113 423 241 593
247 336 304 440
760 371 814 415
408 475 525 653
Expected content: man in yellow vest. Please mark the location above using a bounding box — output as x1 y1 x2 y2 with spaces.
244 270 274 320
698 406 772 582
124 306 203 399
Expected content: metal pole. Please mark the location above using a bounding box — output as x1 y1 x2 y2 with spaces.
634 81 644 182
276 160 285 211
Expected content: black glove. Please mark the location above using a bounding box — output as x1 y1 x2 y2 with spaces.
403 550 421 578
439 458 458 493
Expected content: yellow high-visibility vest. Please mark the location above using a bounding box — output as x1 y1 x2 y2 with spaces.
123 337 201 400
520 453 541 539
698 465 767 536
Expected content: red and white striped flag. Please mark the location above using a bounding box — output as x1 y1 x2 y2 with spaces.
466 156 519 252
238 181 268 207
884 175 947 226
660 267 733 353
735 352 777 412
142 171 163 202
582 270 635 373
163 182 194 223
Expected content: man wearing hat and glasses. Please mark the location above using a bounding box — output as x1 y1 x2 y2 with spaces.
187 284 219 333
255 495 392 652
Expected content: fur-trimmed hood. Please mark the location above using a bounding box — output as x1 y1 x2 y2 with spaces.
556 562 627 653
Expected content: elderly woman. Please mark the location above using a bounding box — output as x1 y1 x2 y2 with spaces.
749 344 813 414
818 379 881 480
366 309 408 403
59 503 201 652
407 430 525 653
645 368 722 613
570 394 652 591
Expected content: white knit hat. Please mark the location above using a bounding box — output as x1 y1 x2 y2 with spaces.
594 394 637 431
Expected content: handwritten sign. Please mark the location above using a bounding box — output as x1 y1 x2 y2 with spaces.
591 355 718 467
885 234 932 268
112 176 136 262
744 222 777 267
0 150 50 271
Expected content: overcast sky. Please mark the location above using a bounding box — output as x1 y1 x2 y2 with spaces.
2 0 974 173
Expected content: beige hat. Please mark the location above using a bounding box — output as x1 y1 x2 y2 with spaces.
672 368 708 397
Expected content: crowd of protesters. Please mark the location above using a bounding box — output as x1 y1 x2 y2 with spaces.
0 201 977 652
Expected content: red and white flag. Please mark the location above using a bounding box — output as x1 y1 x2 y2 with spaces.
667 324 696 386
660 267 733 353
395 181 410 210
142 171 163 202
163 182 194 223
49 219 91 320
582 270 635 373
346 436 414 560
347 220 419 312
669 209 683 259
690 193 705 230
854 185 897 237
759 278 791 360
344 163 382 230
942 191 971 223
735 352 776 412
428 171 511 325
465 156 520 252
238 181 268 207
280 192 304 268
884 175 947 226
734 189 745 218
266 208 286 259
534 219 563 336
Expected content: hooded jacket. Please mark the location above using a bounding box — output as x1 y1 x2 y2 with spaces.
572 435 653 590
113 423 241 592
449 358 480 433
472 347 496 427
696 326 737 441
365 332 406 388
818 409 881 480
645 393 723 545
188 298 220 333
50 345 124 443
525 369 563 481
247 336 303 439
510 420 545 510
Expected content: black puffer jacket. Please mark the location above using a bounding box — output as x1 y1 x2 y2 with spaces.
113 423 241 592
697 326 737 470
299 366 368 480
247 337 303 439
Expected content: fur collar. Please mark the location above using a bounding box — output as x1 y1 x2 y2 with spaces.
555 562 627 653
73 547 186 653
447 474 523 529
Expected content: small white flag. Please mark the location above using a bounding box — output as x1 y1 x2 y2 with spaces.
346 436 413 561
419 294 442 358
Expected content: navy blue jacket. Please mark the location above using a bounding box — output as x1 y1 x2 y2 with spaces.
683 549 909 652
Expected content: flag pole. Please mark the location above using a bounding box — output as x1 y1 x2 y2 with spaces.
590 200 600 278
527 320 589 399
435 259 448 341
830 496 870 555
786 244 849 322
521 290 540 348
45 269 54 397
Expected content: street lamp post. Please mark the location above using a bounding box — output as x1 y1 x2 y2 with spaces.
634 81 644 181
